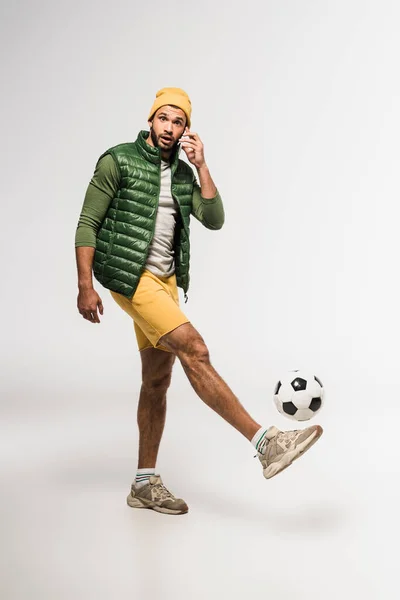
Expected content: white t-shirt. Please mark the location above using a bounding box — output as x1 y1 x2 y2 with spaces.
144 160 178 278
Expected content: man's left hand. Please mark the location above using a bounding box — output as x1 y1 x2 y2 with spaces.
180 128 206 169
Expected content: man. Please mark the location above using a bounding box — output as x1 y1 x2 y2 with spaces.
75 87 323 516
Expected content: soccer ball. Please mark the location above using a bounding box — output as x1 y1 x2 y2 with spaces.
273 370 324 421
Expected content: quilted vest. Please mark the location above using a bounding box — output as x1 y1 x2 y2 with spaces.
93 131 193 299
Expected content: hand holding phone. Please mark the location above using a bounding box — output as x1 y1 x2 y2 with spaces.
180 127 206 169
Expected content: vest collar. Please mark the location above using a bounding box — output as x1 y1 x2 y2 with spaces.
135 130 181 168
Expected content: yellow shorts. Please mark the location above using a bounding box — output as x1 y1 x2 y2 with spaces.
110 269 190 352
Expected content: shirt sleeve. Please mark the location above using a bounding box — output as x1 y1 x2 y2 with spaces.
191 176 225 230
75 153 120 247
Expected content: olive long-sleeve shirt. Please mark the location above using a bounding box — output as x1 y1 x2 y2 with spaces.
75 154 225 248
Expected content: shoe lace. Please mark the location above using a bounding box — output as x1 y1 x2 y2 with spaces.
279 430 300 442
253 429 300 457
276 429 301 450
254 429 300 458
152 482 174 501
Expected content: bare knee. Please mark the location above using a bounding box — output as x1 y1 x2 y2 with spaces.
142 371 172 396
179 338 210 369
160 324 210 367
142 356 175 397
141 352 175 396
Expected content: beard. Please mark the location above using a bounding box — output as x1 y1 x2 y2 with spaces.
150 127 178 152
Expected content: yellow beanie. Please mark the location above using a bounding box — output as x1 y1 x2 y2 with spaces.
148 87 192 128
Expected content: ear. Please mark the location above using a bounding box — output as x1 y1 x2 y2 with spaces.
148 119 153 129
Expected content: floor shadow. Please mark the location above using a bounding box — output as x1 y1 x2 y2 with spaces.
44 454 351 535
190 488 350 535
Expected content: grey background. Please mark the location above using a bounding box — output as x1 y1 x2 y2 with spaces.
1 1 399 598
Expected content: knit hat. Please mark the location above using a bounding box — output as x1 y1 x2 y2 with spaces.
148 87 192 127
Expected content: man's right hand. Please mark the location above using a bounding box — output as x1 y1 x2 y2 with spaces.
77 287 104 323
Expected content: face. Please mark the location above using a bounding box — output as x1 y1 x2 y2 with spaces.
148 105 187 153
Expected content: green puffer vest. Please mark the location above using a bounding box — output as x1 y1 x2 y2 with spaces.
93 130 193 299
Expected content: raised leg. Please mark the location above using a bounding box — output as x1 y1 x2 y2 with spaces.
160 323 261 441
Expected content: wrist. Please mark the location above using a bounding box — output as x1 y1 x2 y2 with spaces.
78 281 93 292
196 162 208 172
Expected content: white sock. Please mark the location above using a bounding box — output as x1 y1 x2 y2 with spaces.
135 468 156 488
251 426 270 455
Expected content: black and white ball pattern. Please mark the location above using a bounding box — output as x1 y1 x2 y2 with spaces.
273 370 324 421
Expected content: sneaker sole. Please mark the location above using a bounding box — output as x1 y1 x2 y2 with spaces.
263 425 323 479
127 495 188 515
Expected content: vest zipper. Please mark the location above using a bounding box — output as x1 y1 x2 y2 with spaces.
170 163 190 302
172 192 189 303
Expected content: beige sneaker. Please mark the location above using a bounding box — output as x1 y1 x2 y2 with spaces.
259 424 323 479
127 475 188 515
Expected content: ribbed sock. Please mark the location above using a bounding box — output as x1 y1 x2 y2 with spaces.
135 468 156 489
251 426 270 455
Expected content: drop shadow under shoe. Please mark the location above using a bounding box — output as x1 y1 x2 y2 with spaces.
127 475 189 515
259 424 323 479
